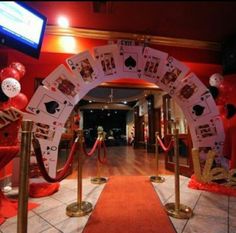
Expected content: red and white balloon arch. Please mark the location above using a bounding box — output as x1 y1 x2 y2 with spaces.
24 43 225 177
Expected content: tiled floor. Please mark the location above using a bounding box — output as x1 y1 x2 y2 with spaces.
1 175 236 233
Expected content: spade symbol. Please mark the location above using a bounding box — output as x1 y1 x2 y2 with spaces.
45 101 60 114
125 56 136 70
192 105 205 116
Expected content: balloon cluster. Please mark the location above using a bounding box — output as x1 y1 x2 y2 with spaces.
208 73 236 119
0 62 28 110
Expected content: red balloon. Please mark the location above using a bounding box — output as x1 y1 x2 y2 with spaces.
9 62 26 79
0 67 20 81
10 93 28 110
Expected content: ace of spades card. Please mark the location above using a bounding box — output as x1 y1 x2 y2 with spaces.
26 86 74 127
182 91 220 123
66 51 100 86
118 44 143 78
42 64 81 104
157 56 190 96
93 44 122 80
141 47 168 82
173 72 209 105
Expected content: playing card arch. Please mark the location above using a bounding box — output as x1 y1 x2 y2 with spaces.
25 44 225 177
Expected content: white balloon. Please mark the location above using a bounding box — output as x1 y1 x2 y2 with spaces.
209 73 224 87
1 77 21 98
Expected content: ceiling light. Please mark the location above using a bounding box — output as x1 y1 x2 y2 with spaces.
57 16 69 28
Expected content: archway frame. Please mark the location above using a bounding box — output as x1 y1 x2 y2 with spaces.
24 42 225 176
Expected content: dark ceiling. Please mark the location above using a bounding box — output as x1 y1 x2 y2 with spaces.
25 1 236 43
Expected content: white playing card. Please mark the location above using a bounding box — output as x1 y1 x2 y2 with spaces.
39 140 61 177
23 113 65 144
42 64 82 104
189 115 225 148
141 47 168 83
25 85 74 127
93 44 122 81
156 56 190 96
66 50 101 89
118 44 143 78
173 72 209 105
181 91 220 123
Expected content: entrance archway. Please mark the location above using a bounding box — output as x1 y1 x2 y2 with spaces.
25 44 224 176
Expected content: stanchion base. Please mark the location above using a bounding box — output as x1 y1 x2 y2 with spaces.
150 175 165 183
91 177 107 184
66 201 93 217
165 202 193 219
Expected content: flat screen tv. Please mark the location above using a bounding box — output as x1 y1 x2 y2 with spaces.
0 1 47 59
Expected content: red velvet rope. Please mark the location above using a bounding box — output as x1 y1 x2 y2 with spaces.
82 139 100 157
97 140 107 164
157 135 174 152
32 135 78 183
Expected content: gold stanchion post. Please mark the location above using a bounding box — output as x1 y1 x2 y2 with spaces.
150 132 165 183
17 120 33 233
66 129 93 217
91 131 107 185
165 128 193 219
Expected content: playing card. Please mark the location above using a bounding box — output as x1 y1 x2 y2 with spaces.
181 91 220 123
141 47 168 83
156 56 190 96
189 115 225 148
118 44 143 78
93 44 122 81
173 72 209 105
26 85 74 127
66 50 101 88
42 64 82 104
40 141 60 177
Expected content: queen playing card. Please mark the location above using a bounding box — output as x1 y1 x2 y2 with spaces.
66 50 101 87
157 56 190 96
42 64 81 104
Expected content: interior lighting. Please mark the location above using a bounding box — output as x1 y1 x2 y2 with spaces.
57 16 69 28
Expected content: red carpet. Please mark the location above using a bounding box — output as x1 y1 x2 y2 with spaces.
188 175 236 196
83 176 176 233
0 190 39 225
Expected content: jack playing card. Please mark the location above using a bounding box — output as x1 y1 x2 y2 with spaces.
93 44 122 81
141 47 168 82
173 72 209 105
42 64 82 104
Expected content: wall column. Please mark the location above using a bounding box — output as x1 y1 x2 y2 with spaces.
146 94 155 153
